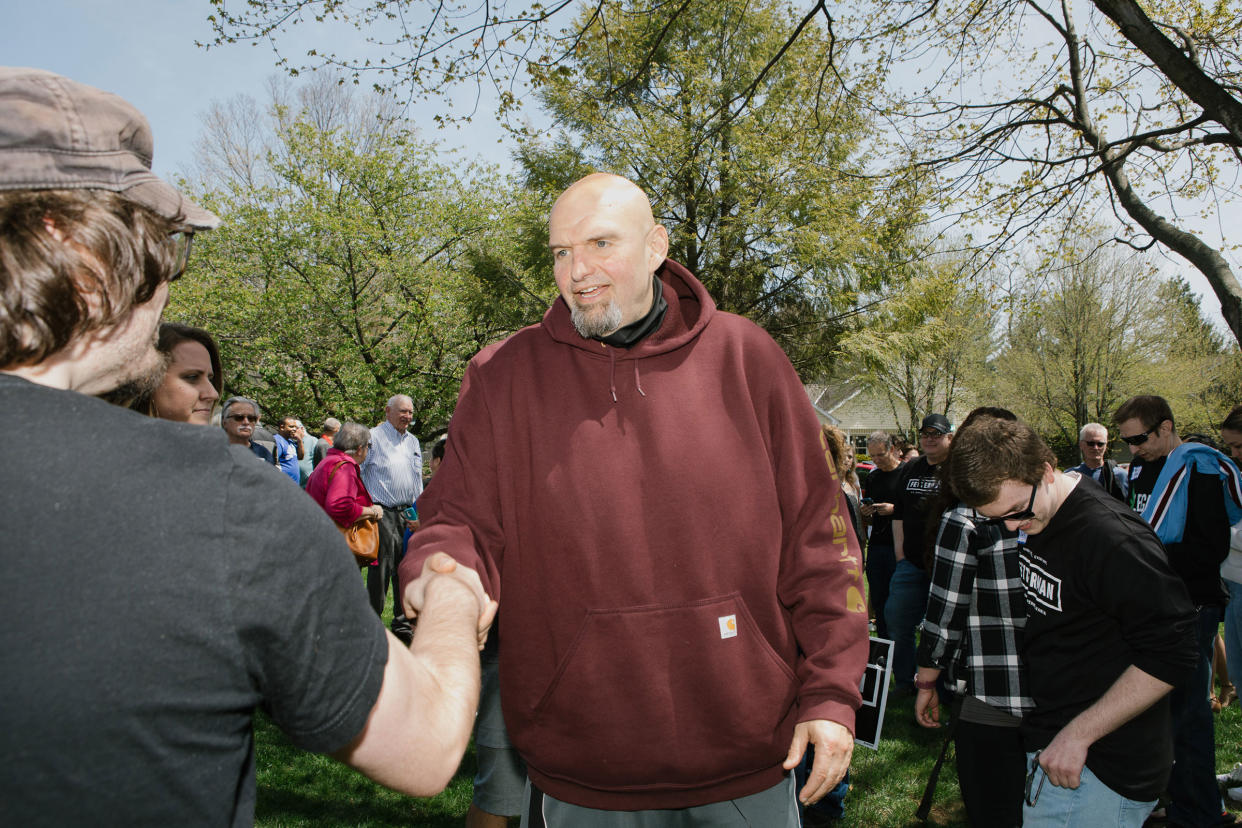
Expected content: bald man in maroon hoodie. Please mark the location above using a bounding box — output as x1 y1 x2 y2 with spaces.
401 173 869 827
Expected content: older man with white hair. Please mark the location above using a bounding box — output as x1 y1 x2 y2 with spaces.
1066 422 1127 502
361 394 424 642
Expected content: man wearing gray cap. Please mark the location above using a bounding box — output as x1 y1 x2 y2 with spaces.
0 67 492 825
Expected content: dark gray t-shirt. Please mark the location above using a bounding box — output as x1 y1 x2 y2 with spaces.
0 375 387 827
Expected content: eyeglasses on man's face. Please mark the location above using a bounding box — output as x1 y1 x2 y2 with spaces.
978 481 1038 526
1081 440 1106 448
918 430 947 440
166 231 194 282
1119 425 1159 446
226 413 258 423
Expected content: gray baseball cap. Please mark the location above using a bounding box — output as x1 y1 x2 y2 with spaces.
0 67 219 230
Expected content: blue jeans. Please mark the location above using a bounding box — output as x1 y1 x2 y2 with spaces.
1022 754 1155 827
884 559 929 690
866 543 896 641
1226 580 1242 712
1167 605 1225 828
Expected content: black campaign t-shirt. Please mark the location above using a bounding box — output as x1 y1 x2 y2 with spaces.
0 375 388 827
862 462 905 548
892 456 939 570
1020 480 1196 801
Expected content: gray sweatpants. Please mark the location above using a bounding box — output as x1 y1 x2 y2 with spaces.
520 774 799 828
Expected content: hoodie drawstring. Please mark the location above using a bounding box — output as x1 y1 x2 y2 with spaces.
608 348 618 403
605 347 646 401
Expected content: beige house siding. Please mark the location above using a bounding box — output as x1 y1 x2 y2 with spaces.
804 381 966 453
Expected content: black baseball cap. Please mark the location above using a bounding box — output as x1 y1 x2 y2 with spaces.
920 414 953 434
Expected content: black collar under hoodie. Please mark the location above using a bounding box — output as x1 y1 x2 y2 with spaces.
541 259 715 402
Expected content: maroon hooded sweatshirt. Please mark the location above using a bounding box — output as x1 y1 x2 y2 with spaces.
401 260 868 810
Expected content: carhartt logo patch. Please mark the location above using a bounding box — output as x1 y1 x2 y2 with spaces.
718 615 737 639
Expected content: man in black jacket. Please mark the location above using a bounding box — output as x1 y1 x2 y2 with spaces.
1117 395 1236 828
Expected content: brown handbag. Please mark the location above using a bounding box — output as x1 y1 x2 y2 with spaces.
327 460 380 565
340 518 380 566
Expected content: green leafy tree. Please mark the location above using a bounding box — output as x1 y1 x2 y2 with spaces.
837 254 996 438
992 235 1234 461
832 0 1242 345
171 79 551 432
992 241 1163 460
521 0 915 375
202 1 1242 342
1145 276 1241 438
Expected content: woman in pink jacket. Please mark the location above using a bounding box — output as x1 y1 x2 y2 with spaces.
306 422 382 538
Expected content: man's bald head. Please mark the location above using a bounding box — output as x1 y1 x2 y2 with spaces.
551 173 658 231
548 173 669 339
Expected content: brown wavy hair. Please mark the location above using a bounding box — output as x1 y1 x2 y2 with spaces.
128 323 223 417
0 189 190 369
946 417 1055 508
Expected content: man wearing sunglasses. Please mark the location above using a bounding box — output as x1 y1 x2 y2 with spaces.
0 68 489 824
1115 395 1242 828
949 417 1196 826
221 396 276 463
1066 422 1127 503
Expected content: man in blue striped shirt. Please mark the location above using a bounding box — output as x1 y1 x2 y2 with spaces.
361 394 424 643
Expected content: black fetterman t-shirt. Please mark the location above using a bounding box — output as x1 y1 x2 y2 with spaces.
892 456 939 570
1020 479 1196 801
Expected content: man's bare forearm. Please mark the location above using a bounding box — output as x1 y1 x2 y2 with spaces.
1038 665 1174 788
335 576 482 795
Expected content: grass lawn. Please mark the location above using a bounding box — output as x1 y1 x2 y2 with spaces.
254 688 1242 827
255 579 1242 826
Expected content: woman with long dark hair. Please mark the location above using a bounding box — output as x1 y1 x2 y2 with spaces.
130 323 221 425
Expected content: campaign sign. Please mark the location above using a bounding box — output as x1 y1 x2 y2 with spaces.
855 636 894 750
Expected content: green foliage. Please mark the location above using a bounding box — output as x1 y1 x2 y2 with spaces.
992 235 1234 463
171 82 552 433
522 0 920 376
841 0 1242 345
993 242 1161 460
838 252 996 439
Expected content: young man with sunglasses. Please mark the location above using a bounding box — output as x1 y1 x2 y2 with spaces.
1116 395 1242 828
1066 422 1127 503
948 417 1196 827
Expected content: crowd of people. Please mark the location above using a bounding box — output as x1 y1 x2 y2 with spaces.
3 66 1241 828
850 400 1242 828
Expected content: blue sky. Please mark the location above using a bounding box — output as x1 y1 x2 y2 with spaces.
2 0 516 180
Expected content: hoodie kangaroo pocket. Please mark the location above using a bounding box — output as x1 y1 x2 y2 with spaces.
526 593 797 790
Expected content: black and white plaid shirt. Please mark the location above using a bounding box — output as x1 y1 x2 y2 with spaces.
918 504 1034 718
